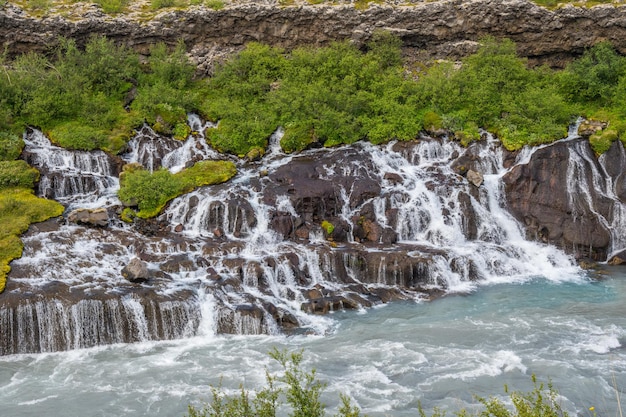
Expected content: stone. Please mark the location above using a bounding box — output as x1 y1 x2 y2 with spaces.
383 172 403 184
466 170 484 187
608 250 626 265
121 258 149 283
578 119 608 138
67 208 109 227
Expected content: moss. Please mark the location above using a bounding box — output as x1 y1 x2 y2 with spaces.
0 188 64 293
118 160 237 219
590 129 618 155
321 220 335 236
204 0 224 10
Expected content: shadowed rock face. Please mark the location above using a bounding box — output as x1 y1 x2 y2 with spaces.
3 0 626 69
503 138 626 261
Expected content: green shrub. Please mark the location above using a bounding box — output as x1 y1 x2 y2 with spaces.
186 349 360 417
559 41 626 106
423 110 443 131
0 131 23 161
0 160 39 190
478 375 569 417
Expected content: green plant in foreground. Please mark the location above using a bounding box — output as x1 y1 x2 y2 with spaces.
187 348 362 417
188 350 575 417
118 160 237 218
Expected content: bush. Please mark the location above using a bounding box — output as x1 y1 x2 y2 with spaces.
0 131 23 161
186 349 362 417
0 160 39 190
559 41 626 106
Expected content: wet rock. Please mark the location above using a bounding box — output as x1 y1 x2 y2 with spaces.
67 208 109 227
503 139 612 260
384 172 403 184
466 170 483 187
301 295 359 315
608 250 626 265
121 258 150 283
270 211 295 239
160 254 195 273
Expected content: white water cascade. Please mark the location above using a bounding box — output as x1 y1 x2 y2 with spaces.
3 117 626 355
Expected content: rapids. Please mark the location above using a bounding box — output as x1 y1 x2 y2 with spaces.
1 271 625 417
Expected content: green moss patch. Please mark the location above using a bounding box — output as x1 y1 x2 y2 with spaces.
0 188 64 293
118 160 237 218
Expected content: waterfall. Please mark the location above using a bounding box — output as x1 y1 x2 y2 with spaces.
5 116 626 355
22 129 120 209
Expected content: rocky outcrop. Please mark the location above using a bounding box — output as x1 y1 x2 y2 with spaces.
503 138 622 260
3 0 626 69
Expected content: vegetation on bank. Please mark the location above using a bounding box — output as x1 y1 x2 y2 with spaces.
0 187 64 293
118 160 236 218
187 349 572 417
2 32 626 158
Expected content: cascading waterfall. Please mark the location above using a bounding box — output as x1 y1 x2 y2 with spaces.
22 129 120 209
3 115 626 355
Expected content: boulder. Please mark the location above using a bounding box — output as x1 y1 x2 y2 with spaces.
121 258 150 283
608 250 626 265
466 170 484 187
67 208 109 227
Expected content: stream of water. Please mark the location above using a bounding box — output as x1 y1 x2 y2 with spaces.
1 269 625 417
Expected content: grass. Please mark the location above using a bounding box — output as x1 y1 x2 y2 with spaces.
0 188 64 292
118 160 237 218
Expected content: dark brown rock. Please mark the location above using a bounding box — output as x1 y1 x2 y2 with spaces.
503 139 612 260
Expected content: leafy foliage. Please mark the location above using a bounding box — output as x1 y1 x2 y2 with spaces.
186 348 362 417
0 36 204 153
478 375 568 417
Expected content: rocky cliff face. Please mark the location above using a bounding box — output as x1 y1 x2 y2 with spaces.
2 0 626 70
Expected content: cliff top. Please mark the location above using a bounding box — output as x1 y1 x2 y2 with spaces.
2 0 624 22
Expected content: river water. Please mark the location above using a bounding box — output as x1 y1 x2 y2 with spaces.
2 268 625 417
